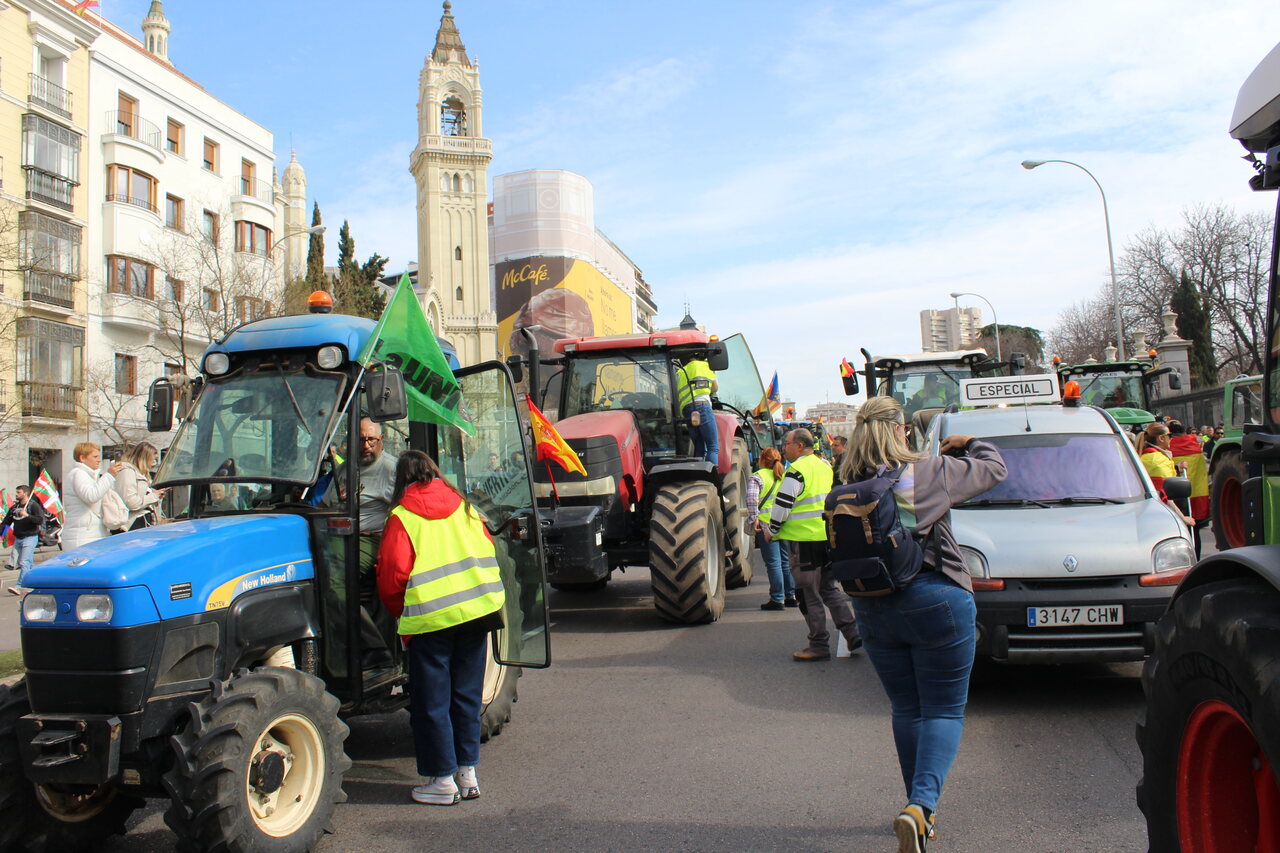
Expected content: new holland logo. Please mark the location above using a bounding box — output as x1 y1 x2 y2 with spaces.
1063 555 1079 572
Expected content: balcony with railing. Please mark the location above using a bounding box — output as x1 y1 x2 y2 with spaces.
24 168 74 210
231 177 275 219
29 74 72 119
23 270 76 310
18 381 81 420
105 190 158 214
104 111 162 152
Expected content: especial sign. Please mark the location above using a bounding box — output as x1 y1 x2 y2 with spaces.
960 374 1061 406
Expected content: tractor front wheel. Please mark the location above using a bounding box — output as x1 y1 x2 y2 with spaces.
723 436 754 589
164 667 351 853
0 679 141 852
1209 450 1247 549
649 481 726 624
1137 577 1280 852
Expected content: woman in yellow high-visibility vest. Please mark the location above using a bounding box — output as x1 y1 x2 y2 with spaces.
378 450 505 806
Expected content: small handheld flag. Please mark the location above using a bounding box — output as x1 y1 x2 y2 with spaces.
32 469 63 522
72 0 98 16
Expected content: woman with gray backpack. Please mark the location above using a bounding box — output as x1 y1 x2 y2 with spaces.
827 396 1005 853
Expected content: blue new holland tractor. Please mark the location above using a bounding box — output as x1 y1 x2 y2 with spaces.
0 309 551 851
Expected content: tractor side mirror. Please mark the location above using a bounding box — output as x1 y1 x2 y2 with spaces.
505 354 524 384
1009 352 1028 376
146 379 174 432
1167 372 1183 390
706 341 729 371
365 366 408 422
841 370 859 396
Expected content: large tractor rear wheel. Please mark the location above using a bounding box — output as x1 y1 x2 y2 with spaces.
0 679 142 852
723 436 754 589
649 481 726 624
1137 577 1280 851
164 667 351 853
1210 450 1247 549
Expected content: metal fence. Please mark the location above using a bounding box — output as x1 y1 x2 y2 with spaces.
1149 386 1225 429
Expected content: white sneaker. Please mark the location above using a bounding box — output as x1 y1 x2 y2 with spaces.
411 776 460 806
456 765 480 800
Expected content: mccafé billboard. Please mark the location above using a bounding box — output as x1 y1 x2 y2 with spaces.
496 255 632 359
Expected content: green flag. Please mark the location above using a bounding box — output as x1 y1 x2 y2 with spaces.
357 274 476 436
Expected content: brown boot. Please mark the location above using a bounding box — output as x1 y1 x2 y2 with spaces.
792 648 830 662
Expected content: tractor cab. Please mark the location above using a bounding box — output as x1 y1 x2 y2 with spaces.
847 349 993 446
1054 353 1179 429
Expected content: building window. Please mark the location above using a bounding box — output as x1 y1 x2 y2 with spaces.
203 287 220 311
19 211 81 278
116 92 137 137
16 316 83 417
454 246 462 260
106 164 157 213
165 194 183 230
107 255 155 299
440 96 467 136
202 209 219 241
234 220 272 257
452 174 461 192
21 114 81 210
240 159 256 195
166 118 183 154
238 296 267 323
202 137 218 172
164 361 182 378
165 275 184 302
113 353 137 395
455 286 463 302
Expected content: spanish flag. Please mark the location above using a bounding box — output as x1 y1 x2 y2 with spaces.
525 396 587 476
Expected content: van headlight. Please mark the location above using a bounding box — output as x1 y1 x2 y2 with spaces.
75 594 113 623
959 546 988 578
23 594 57 623
1152 538 1195 573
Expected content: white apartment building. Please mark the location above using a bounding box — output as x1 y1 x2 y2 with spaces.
920 306 982 352
83 3 306 454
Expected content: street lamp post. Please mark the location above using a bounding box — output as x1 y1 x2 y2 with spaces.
950 291 1000 363
1021 158 1125 361
270 223 325 256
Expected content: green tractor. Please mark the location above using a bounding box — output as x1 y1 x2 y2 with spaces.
1054 354 1180 430
1136 41 1280 850
1207 374 1263 550
0 312 551 852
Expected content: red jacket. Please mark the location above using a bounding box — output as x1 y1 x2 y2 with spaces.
375 479 492 619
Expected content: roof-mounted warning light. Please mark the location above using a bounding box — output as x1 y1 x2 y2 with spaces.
1147 348 1158 359
308 291 334 314
1063 380 1082 407
1052 355 1062 365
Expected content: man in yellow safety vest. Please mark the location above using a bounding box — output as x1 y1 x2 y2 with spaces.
765 428 860 661
676 355 719 464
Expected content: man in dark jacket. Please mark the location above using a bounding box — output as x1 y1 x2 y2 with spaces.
3 486 46 592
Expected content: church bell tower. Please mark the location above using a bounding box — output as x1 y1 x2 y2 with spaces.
410 1 496 365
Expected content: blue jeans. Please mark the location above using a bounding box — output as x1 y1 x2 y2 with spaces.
14 535 37 586
407 626 488 777
849 571 977 812
683 401 719 465
757 531 794 602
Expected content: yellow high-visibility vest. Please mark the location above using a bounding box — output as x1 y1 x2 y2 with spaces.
391 502 505 635
676 359 716 410
756 467 779 525
777 453 833 542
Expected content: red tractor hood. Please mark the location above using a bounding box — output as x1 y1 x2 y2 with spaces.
551 411 645 504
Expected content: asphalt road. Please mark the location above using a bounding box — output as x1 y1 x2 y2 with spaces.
77 567 1159 853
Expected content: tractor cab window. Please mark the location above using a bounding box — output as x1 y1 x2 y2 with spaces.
883 366 964 421
561 352 677 456
1232 380 1264 428
1072 371 1144 410
155 364 347 491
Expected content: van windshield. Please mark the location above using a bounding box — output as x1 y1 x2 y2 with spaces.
957 433 1147 504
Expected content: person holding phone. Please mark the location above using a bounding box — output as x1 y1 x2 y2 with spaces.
63 442 123 550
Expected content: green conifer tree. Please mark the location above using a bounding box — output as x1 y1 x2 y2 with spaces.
305 203 326 290
331 220 388 320
1171 269 1217 387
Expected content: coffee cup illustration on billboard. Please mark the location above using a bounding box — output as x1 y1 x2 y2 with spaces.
507 286 594 358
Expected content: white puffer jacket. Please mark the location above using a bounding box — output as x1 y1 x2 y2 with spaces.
63 462 117 551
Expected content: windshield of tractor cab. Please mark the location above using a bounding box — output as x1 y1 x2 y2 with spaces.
561 351 678 455
155 365 347 488
881 366 966 420
1071 371 1144 410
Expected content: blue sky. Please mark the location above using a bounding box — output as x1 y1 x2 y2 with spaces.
100 0 1280 410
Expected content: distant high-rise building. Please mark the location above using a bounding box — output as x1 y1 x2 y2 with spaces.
920 306 983 352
